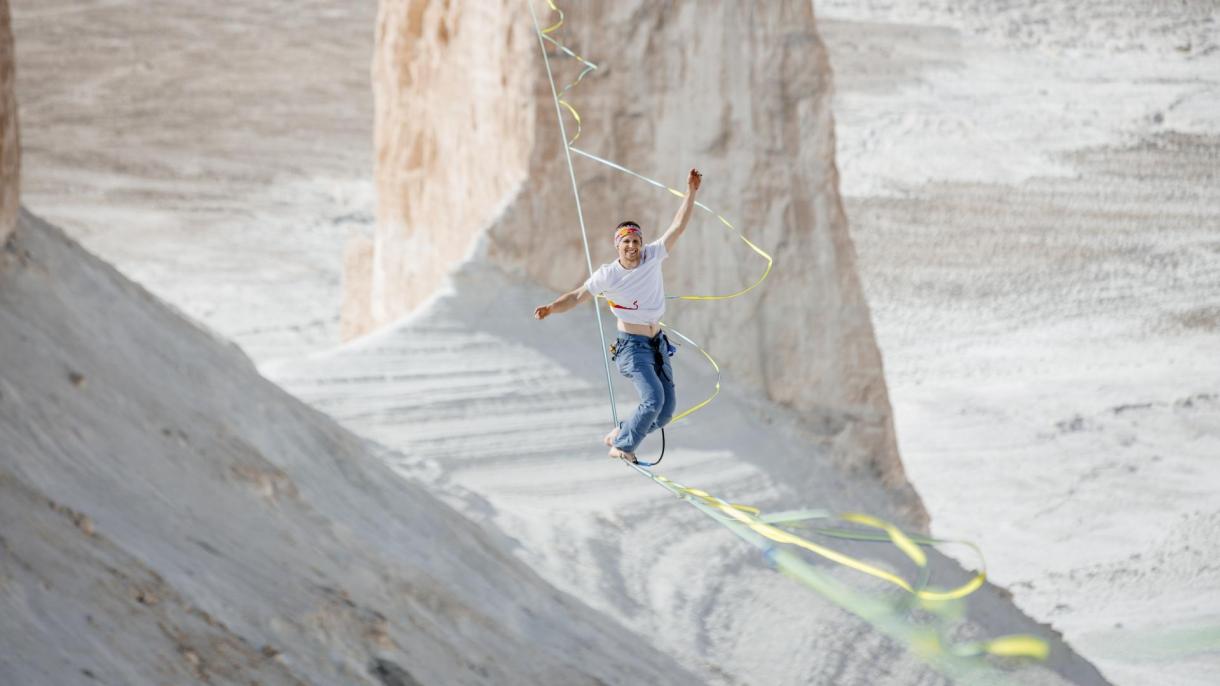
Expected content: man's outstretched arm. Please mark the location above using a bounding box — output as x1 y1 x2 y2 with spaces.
661 168 702 252
534 285 592 320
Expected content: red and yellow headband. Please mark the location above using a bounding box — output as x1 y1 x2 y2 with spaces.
614 225 641 244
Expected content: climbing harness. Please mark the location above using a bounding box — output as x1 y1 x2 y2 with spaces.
527 1 1049 677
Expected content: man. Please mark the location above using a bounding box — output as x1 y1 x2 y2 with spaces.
534 168 702 463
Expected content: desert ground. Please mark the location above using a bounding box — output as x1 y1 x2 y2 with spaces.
818 2 1220 684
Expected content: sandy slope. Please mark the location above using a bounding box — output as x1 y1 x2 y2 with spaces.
817 2 1220 684
0 211 697 685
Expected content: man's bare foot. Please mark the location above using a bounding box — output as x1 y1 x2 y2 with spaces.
603 426 619 447
608 447 637 464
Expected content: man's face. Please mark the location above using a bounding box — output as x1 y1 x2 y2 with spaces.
617 233 642 265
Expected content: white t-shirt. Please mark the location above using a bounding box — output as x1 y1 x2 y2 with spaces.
583 239 668 324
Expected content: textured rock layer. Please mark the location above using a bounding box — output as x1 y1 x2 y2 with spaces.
356 0 922 522
0 0 17 245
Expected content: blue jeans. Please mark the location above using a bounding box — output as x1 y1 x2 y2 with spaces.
613 332 676 453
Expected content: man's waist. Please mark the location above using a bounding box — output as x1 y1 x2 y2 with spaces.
617 320 662 336
616 329 664 344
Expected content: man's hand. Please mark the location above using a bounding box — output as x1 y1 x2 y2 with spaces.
663 168 702 252
534 287 589 320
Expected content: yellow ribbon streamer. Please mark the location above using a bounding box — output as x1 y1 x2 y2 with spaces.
656 322 719 424
645 471 1042 659
569 147 774 304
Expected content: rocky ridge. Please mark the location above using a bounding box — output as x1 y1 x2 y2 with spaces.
0 0 17 244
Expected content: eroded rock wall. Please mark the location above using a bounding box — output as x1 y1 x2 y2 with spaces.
0 0 18 245
358 1 921 522
355 0 536 328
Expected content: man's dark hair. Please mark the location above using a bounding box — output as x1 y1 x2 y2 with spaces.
616 220 641 230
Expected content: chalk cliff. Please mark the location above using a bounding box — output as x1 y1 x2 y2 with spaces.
352 0 922 523
0 0 18 245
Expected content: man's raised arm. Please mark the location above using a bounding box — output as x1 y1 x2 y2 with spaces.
661 168 702 252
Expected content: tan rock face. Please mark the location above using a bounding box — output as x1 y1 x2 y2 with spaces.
359 1 922 522
352 0 536 328
0 0 18 245
340 234 376 341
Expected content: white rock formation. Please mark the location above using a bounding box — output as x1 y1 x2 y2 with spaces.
353 0 922 524
0 0 17 245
